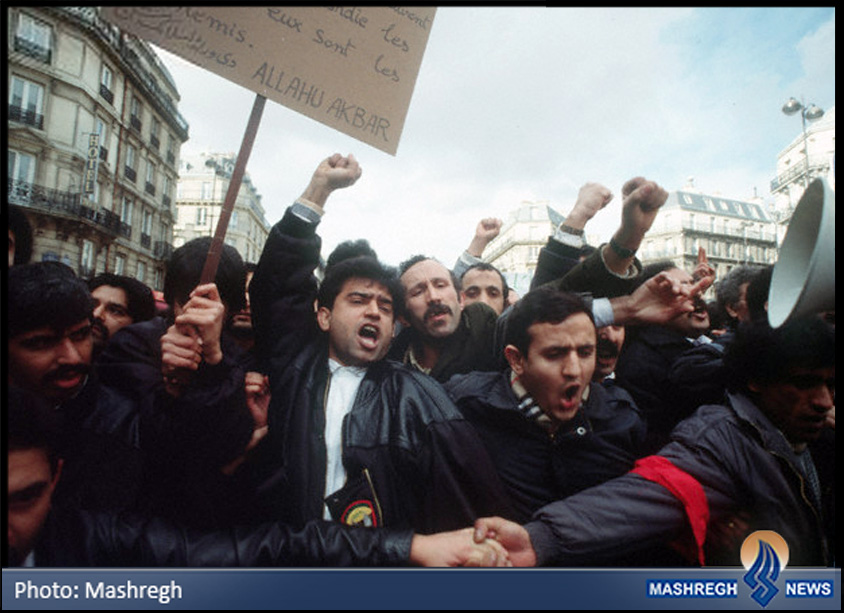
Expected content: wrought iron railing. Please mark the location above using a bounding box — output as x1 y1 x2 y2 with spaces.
9 105 44 130
8 179 129 238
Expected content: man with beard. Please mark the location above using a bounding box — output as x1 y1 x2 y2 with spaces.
7 262 142 512
227 262 258 354
445 287 647 525
8 263 95 406
88 273 156 357
246 153 512 535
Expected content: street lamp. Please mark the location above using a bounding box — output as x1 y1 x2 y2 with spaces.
781 97 825 189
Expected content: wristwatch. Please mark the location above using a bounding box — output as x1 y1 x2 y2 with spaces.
609 236 637 259
560 223 584 237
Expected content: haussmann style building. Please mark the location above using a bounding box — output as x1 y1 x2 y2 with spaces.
7 6 188 290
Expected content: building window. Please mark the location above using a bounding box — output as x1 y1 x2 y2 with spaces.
100 64 114 104
201 181 213 200
142 208 153 244
15 13 52 63
130 96 142 132
95 118 109 162
80 239 96 278
121 197 134 226
231 210 239 228
9 76 45 129
114 253 126 275
166 135 176 165
197 207 208 225
9 149 36 184
125 145 137 181
136 260 147 283
8 150 37 205
150 116 160 149
145 162 156 195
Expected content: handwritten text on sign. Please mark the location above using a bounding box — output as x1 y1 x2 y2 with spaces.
101 7 436 155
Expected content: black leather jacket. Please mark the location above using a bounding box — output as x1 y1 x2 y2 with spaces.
31 506 412 567
247 206 513 534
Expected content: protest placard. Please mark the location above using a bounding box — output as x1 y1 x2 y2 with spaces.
101 7 436 154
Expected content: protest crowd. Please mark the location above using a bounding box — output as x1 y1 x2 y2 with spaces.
6 153 835 568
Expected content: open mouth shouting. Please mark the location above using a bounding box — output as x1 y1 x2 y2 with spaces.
559 382 583 413
358 323 382 350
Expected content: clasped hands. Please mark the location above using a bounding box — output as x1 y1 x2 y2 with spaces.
411 517 536 567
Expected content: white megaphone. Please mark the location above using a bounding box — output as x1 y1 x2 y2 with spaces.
767 177 835 327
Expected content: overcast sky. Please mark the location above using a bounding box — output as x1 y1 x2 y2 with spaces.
153 7 836 268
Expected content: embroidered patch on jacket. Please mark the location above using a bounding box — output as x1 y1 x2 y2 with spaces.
340 500 378 527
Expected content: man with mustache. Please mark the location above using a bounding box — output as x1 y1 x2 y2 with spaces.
8 262 94 405
88 273 157 357
246 153 512 535
7 262 143 512
388 254 502 383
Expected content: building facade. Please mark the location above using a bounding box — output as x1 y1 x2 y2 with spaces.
638 188 779 281
482 200 572 297
174 152 270 265
7 6 188 289
769 105 835 238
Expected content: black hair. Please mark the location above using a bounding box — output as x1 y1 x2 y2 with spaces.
715 265 763 325
326 239 378 271
8 262 93 338
504 286 594 355
461 262 510 304
88 272 156 323
163 237 245 313
8 204 34 266
317 255 401 312
7 386 62 474
723 316 835 393
637 260 680 287
745 265 773 324
705 299 729 332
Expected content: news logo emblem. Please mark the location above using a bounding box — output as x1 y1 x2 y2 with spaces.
742 531 789 607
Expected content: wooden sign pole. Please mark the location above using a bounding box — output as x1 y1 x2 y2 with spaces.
200 93 267 284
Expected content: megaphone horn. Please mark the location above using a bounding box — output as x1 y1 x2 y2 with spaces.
767 177 835 328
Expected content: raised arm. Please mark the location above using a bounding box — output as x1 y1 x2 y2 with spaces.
250 154 362 374
532 182 612 289
453 217 503 280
